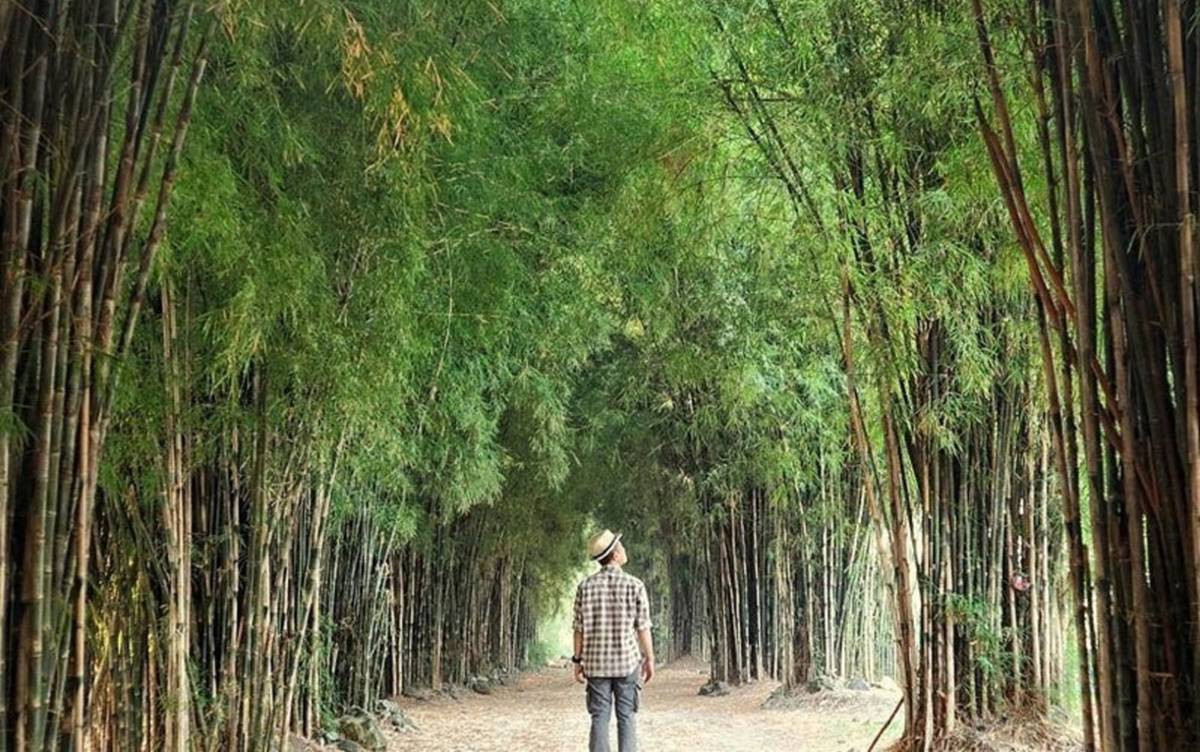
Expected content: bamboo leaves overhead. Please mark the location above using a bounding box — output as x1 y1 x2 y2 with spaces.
3 0 1197 750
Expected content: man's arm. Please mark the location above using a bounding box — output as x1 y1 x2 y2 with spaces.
634 583 655 683
637 627 655 683
573 629 586 683
572 586 586 683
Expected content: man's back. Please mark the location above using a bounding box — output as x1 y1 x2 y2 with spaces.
573 565 651 678
574 531 653 752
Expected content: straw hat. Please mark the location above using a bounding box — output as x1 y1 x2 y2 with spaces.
587 529 622 561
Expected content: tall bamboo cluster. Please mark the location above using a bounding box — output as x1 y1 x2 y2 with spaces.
974 0 1200 747
844 249 1069 748
702 489 771 684
325 507 536 707
76 407 546 751
842 267 1064 747
707 2 1072 746
788 467 895 685
662 541 708 662
836 247 1068 749
697 482 893 689
82 369 546 752
902 371 1069 734
0 2 208 750
85 359 343 752
623 400 893 688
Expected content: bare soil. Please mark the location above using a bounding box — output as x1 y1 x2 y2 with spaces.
388 657 903 751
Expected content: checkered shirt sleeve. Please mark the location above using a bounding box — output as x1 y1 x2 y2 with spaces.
573 583 583 632
633 581 650 631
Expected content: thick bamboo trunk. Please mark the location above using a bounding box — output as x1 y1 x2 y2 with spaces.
160 282 190 752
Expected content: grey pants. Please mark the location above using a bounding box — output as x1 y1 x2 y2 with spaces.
585 670 640 752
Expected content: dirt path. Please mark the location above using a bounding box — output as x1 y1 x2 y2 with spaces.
391 658 902 751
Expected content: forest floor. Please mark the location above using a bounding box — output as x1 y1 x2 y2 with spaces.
388 656 903 751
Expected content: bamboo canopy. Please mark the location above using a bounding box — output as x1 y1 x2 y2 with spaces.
0 1 1196 750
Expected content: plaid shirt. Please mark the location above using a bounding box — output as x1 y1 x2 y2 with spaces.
573 565 652 678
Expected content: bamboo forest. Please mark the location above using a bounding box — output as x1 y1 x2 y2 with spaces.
3 0 1200 750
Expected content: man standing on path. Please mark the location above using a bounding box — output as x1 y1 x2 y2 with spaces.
572 530 655 752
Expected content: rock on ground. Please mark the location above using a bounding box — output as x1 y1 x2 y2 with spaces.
338 714 387 751
697 678 731 697
402 685 434 701
376 699 418 732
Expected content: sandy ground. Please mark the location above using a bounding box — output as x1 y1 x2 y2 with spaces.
390 658 903 751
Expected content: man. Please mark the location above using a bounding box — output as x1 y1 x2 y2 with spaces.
572 529 655 752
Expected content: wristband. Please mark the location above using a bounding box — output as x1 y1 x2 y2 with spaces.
571 655 582 664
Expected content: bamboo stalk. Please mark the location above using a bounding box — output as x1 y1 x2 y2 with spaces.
1163 0 1200 704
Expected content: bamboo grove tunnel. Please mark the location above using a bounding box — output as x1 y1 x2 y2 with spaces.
2 0 1200 750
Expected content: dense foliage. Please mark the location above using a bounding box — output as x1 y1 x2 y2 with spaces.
2 0 1197 750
